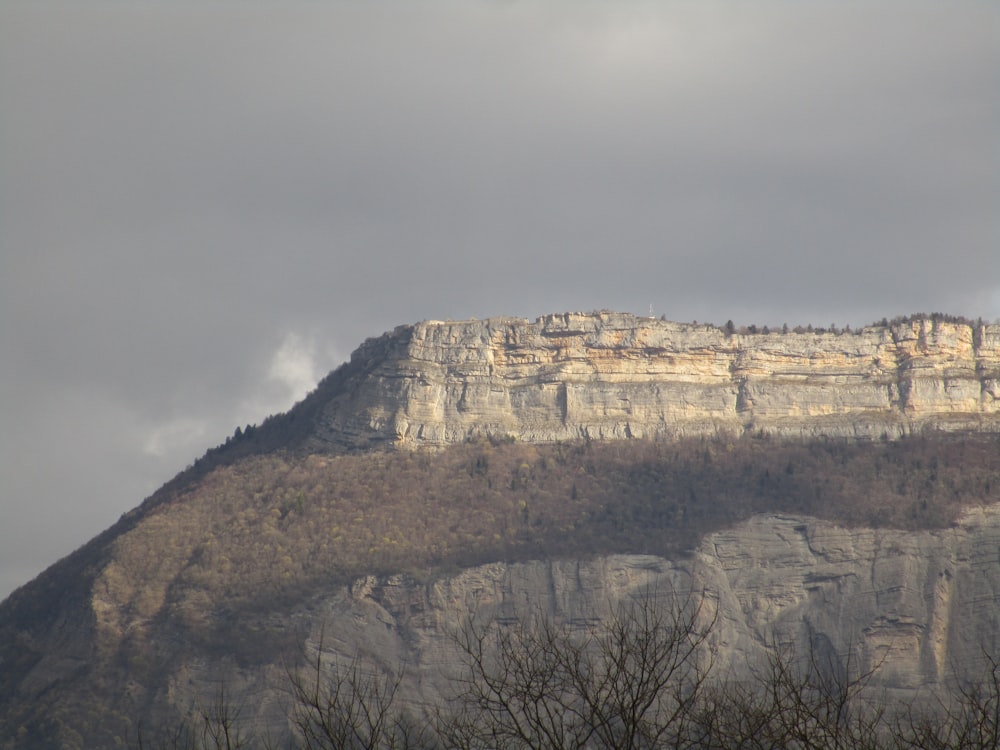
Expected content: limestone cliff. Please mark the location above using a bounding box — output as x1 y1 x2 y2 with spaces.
169 503 1000 730
349 504 1000 691
307 312 1000 451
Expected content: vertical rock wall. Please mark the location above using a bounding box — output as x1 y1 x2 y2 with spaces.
309 312 1000 450
175 504 1000 734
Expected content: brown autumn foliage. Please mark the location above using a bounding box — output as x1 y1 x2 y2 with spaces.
100 432 1000 646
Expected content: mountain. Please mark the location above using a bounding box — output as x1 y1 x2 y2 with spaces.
272 310 1000 452
2 312 1000 749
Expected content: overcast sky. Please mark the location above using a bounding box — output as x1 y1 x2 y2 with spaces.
1 1 998 601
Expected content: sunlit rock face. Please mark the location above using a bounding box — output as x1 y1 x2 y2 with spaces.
309 312 1000 450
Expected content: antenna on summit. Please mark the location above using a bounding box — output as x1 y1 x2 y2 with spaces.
649 304 654 318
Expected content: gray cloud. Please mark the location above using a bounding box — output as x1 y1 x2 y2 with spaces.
1 1 997 600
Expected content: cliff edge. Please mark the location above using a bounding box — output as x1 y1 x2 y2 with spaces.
306 311 1000 450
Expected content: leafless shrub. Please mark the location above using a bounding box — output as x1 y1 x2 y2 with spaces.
286 632 434 750
441 587 715 750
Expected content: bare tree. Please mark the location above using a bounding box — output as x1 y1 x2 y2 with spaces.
441 587 715 750
197 686 254 750
133 686 258 750
899 650 1000 750
696 635 890 750
287 633 435 750
129 596 1000 750
582 592 717 750
756 638 887 750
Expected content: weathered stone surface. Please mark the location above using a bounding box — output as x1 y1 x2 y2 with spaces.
308 312 1000 451
339 504 1000 695
150 502 1000 734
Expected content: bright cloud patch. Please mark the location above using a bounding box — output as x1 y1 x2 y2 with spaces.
267 332 321 403
237 332 345 427
142 417 209 459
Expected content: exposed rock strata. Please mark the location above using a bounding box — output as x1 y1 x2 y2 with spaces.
347 504 1000 693
309 312 1000 450
170 504 1000 729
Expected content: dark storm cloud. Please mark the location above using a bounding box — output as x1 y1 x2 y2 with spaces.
1 1 997 599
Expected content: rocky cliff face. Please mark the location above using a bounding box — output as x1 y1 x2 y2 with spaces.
169 503 1000 729
364 504 1000 687
308 312 1000 451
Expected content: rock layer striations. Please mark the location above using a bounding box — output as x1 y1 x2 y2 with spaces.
330 502 1000 700
309 312 1000 450
145 504 1000 732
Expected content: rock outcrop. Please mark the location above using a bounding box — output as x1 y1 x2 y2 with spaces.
169 503 1000 730
308 312 1000 451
